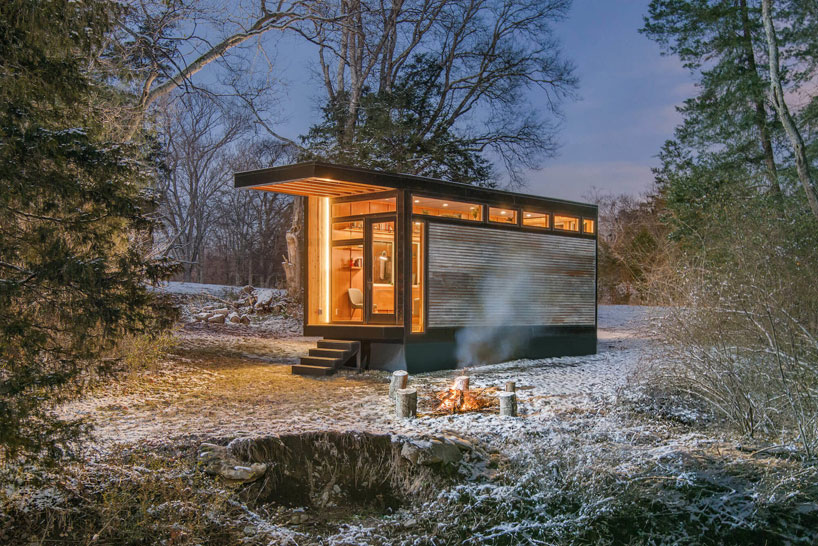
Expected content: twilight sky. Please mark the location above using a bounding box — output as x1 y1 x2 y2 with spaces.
264 0 697 201
528 0 697 201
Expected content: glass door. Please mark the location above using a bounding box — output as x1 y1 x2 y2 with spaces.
366 217 397 324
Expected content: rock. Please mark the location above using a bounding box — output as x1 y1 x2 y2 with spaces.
227 312 241 323
400 437 462 466
194 312 210 322
207 314 226 324
442 434 474 451
255 289 275 310
212 308 230 316
197 443 267 483
220 464 268 481
241 285 254 294
240 314 250 325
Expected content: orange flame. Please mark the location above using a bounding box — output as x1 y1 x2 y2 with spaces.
435 385 492 413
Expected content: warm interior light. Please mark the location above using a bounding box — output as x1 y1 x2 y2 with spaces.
526 213 532 217
322 197 330 323
443 203 448 207
500 210 507 215
414 199 420 203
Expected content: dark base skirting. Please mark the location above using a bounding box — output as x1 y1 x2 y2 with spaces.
403 326 596 374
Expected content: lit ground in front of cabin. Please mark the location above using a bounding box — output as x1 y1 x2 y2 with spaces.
62 306 652 448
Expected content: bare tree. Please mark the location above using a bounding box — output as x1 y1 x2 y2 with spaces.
209 141 294 287
113 0 337 140
298 0 577 184
156 92 252 281
761 0 818 219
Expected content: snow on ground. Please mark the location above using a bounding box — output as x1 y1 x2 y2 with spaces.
157 281 286 301
54 303 817 544
62 305 666 454
157 281 243 297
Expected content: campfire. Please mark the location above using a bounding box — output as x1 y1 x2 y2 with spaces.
432 376 496 414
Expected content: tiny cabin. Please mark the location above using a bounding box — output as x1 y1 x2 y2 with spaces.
234 162 597 375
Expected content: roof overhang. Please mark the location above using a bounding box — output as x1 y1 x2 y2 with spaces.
249 177 390 197
234 161 599 217
234 162 392 197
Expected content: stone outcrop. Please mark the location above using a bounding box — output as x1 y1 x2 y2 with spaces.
198 442 268 483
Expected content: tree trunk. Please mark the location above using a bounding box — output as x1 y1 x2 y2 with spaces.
283 197 304 299
761 0 818 220
389 370 409 401
499 392 517 417
739 0 781 196
395 388 417 418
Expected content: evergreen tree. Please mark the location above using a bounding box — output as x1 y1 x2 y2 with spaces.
301 55 494 187
643 0 783 198
643 0 818 241
0 0 176 458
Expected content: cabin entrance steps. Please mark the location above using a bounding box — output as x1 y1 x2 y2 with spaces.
291 339 361 376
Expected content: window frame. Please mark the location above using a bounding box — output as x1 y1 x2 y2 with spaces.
488 206 520 225
521 210 551 230
553 214 581 233
411 194 485 223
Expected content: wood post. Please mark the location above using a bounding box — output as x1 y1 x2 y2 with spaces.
389 370 408 401
499 392 517 417
396 388 417 418
505 381 516 393
454 376 469 391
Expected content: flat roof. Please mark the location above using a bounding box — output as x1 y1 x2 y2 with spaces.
234 161 597 216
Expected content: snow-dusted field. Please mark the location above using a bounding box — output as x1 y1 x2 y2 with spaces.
64 304 658 449
53 302 818 544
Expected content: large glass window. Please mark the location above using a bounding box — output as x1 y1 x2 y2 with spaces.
554 214 579 232
332 197 396 218
489 207 517 224
411 221 424 332
583 218 595 234
413 195 483 221
332 220 364 241
371 220 395 317
331 244 364 322
522 211 549 228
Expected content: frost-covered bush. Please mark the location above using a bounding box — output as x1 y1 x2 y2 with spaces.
398 441 818 545
645 189 818 457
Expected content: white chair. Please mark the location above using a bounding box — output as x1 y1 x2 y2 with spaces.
348 288 364 310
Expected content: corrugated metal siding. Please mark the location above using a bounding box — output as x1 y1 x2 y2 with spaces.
427 223 596 327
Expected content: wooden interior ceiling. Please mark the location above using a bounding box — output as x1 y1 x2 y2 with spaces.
252 177 390 197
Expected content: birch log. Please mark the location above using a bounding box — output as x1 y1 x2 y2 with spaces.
454 376 469 391
761 0 818 220
499 392 517 417
389 370 408 401
505 381 516 393
396 388 417 418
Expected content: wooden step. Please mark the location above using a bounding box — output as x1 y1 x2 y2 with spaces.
292 364 335 376
299 356 341 368
309 348 349 359
317 339 361 351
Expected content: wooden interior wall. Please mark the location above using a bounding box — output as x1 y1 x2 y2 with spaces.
426 223 596 327
371 285 394 314
306 196 321 324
